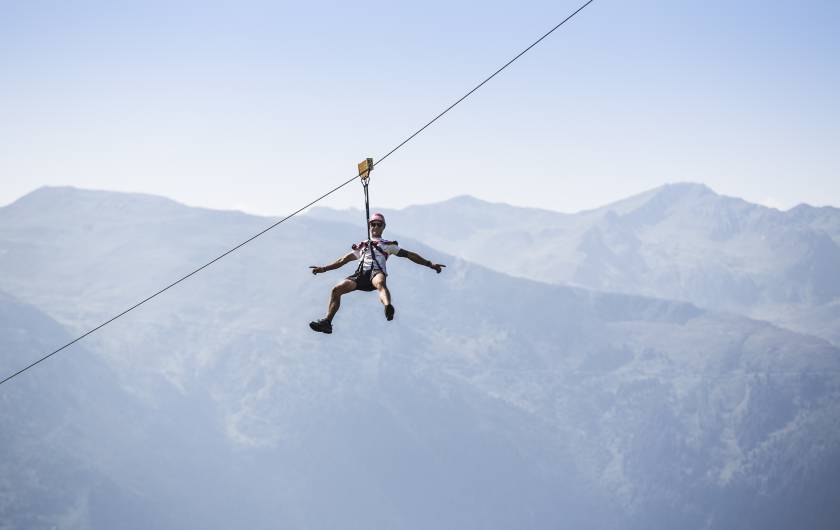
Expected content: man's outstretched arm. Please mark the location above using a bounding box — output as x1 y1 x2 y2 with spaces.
397 249 446 273
310 252 357 275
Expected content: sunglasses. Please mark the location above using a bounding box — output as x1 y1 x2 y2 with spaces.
369 222 384 227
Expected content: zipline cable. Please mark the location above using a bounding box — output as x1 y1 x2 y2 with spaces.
0 0 597 387
373 0 596 169
0 175 360 387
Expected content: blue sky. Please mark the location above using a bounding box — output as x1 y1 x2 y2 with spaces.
2 0 838 215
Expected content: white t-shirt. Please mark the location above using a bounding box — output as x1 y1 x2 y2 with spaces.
352 238 400 274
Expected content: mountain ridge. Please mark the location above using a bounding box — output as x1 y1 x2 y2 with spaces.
3 184 840 529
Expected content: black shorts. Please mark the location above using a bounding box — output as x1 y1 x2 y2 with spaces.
346 270 384 292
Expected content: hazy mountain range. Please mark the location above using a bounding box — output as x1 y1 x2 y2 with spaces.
1 185 839 529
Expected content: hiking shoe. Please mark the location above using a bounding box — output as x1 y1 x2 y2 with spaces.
384 304 395 321
309 318 333 334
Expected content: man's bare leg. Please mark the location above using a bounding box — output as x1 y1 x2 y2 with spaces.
372 273 395 320
327 279 357 321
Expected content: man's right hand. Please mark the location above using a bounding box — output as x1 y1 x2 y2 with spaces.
310 266 324 275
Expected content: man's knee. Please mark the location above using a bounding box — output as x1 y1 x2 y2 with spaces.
332 281 355 297
372 274 387 290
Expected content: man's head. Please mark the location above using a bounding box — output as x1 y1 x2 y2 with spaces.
369 212 385 237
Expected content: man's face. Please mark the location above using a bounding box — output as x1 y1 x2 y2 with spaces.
369 221 384 237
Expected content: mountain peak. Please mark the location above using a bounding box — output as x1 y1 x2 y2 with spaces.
0 187 207 232
445 194 486 204
9 185 182 208
646 182 717 204
660 181 714 193
591 182 718 219
8 185 82 204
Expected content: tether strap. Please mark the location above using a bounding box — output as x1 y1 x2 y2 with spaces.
355 178 382 277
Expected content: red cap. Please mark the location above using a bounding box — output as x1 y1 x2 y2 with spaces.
369 213 386 225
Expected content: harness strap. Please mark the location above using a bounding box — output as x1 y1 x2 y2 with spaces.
355 178 383 276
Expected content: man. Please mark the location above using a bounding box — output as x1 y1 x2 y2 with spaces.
308 212 445 334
